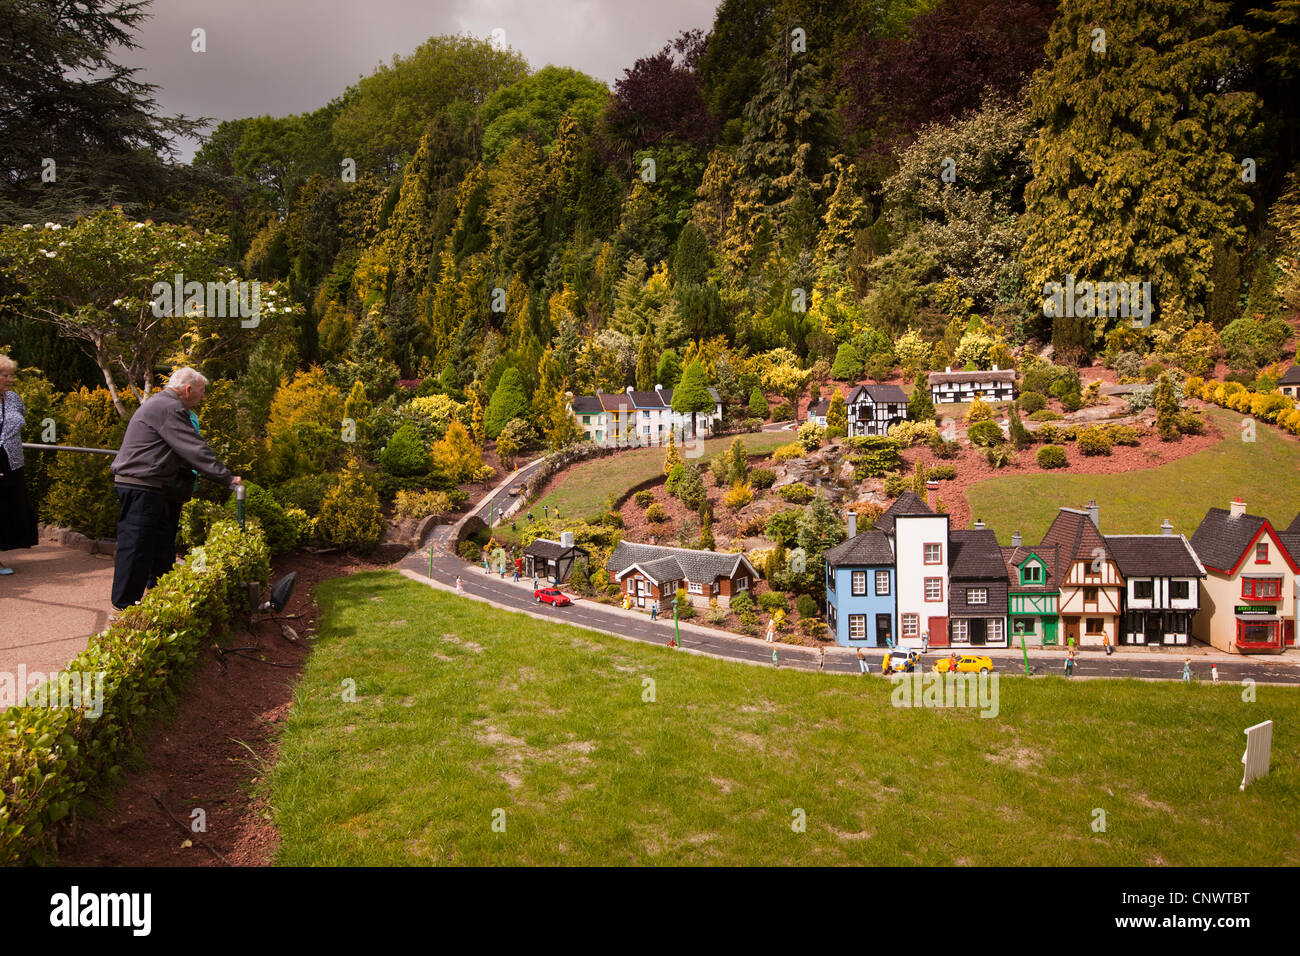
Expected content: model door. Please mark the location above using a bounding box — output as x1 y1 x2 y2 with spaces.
1131 615 1146 645
1064 616 1079 645
1042 618 1058 645
928 616 948 648
876 614 892 648
636 579 646 608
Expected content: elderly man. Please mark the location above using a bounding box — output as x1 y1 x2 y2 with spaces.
110 368 241 609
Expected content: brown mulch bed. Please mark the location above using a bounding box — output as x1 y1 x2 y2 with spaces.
56 549 384 867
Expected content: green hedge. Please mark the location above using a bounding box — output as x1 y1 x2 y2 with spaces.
0 520 270 865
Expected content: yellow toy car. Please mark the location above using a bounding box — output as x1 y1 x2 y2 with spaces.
933 654 994 674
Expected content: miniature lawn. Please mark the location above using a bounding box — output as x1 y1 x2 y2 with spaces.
966 407 1300 542
269 571 1300 866
527 431 790 523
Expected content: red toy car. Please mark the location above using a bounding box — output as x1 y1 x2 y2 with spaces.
534 587 571 606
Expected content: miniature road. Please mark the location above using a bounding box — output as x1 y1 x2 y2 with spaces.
401 527 1300 684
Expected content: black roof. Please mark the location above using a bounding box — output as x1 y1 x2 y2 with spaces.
570 395 604 414
1286 513 1300 535
1104 535 1205 577
873 491 933 534
524 538 590 559
808 398 830 417
1189 507 1268 573
607 541 757 583
1279 365 1300 385
824 529 894 566
949 529 1008 579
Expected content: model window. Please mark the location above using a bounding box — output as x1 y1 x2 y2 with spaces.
902 614 919 636
1022 563 1041 584
875 570 890 595
968 588 987 605
924 543 942 564
1086 618 1104 634
736 577 748 591
1242 577 1281 599
924 577 943 601
1170 580 1189 601
688 582 703 595
852 571 867 596
848 615 866 640
1133 581 1153 600
1084 587 1098 604
1256 542 1269 563
987 619 1004 642
951 619 968 642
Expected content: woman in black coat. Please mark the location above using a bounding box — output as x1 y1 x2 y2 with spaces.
0 355 39 572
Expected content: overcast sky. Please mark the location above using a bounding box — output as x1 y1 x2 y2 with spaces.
114 0 720 162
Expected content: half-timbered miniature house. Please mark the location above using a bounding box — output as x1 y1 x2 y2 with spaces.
1001 534 1060 646
1105 523 1205 645
927 366 1016 404
845 384 908 437
1039 502 1123 647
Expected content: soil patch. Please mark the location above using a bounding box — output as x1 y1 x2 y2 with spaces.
56 549 386 867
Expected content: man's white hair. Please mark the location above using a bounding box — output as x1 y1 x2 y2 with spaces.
167 367 208 390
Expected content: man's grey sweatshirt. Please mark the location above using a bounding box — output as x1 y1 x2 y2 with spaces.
111 389 234 490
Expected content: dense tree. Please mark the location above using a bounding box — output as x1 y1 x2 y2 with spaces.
485 367 529 439
480 66 609 163
672 359 714 437
907 370 936 423
603 30 716 154
1020 0 1258 345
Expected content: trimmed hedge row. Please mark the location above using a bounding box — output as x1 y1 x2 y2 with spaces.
1184 377 1300 433
0 520 270 865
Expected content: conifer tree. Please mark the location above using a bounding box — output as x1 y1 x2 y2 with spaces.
672 360 714 439
827 390 848 432
908 371 936 423
664 431 682 475
636 324 658 392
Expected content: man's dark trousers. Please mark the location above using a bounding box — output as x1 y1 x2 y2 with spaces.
112 485 174 608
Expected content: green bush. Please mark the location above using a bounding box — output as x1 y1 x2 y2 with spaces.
1018 391 1047 413
928 435 960 459
766 509 801 545
1177 411 1205 435
776 482 814 504
730 590 754 614
757 590 789 612
645 503 669 523
0 521 269 865
665 462 685 496
380 423 431 477
1105 424 1141 446
967 420 1005 446
602 510 624 528
984 446 1014 468
1077 426 1113 456
270 474 332 516
928 463 957 480
771 399 795 421
457 539 482 562
770 442 805 462
222 482 298 556
318 462 386 551
750 467 777 489
1037 445 1068 469
795 593 818 618
845 435 903 477
674 587 697 619
883 473 910 497
179 498 228 551
1028 409 1062 421
633 489 655 507
796 421 826 451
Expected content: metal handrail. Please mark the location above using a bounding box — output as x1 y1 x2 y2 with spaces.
21 442 118 455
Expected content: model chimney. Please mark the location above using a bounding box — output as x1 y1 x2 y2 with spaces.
1160 519 1174 535
626 385 634 395
1011 531 1022 547
1086 499 1099 528
974 519 985 530
992 364 999 371
1230 497 1247 518
655 383 662 392
561 530 574 549
847 510 857 539
945 366 952 373
926 479 940 509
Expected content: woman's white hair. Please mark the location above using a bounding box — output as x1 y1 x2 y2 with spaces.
0 354 17 376
167 367 208 389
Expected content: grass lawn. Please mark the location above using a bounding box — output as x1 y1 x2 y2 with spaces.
966 407 1300 544
528 431 789 522
268 571 1300 866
